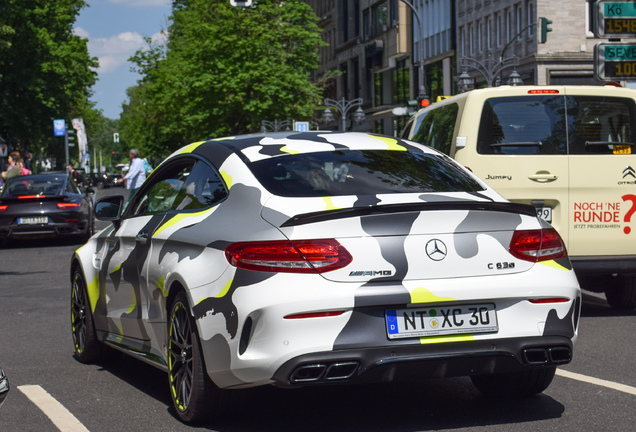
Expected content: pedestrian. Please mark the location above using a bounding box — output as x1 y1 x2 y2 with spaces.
1 151 30 180
68 165 84 187
24 152 33 172
118 148 146 193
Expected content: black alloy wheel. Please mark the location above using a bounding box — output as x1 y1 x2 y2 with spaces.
71 269 103 363
168 291 226 423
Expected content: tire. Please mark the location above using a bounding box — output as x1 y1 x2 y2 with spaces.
168 291 227 423
71 269 103 363
471 366 556 398
605 275 636 310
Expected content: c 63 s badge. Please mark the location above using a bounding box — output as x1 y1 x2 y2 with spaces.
488 262 515 270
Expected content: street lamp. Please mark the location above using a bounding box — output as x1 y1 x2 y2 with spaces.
399 0 428 101
460 55 520 88
261 119 291 132
322 98 365 131
457 69 474 93
507 69 524 86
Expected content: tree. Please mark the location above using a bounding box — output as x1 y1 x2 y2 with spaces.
0 0 98 161
121 0 325 158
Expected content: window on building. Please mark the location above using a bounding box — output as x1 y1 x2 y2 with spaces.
478 20 483 53
506 9 513 43
390 0 398 28
363 9 370 40
516 4 523 41
469 23 474 55
527 2 534 37
496 13 502 47
372 1 389 37
487 17 493 50
461 26 466 57
375 72 384 106
393 60 409 105
586 0 595 37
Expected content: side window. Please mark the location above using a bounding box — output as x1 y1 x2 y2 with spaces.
131 160 194 216
410 104 458 155
567 96 636 155
172 161 227 211
477 96 567 155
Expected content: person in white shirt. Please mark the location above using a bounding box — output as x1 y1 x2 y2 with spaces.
118 148 146 190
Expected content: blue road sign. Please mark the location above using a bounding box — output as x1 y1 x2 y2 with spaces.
54 119 66 137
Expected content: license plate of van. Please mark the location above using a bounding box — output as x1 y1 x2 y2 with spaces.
536 207 552 223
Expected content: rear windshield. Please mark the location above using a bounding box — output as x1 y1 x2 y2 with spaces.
1 176 66 197
248 150 484 197
477 95 636 155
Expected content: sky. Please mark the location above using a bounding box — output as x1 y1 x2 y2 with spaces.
74 0 172 119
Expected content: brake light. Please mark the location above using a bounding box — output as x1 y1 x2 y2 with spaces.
528 89 560 94
284 311 345 319
0 205 6 212
57 203 80 209
529 298 570 304
18 195 42 199
509 228 566 262
225 239 353 273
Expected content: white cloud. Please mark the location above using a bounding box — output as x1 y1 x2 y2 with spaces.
76 28 165 75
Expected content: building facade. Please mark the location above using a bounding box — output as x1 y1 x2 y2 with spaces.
304 1 636 135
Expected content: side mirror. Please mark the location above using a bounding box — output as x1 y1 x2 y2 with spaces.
95 195 124 227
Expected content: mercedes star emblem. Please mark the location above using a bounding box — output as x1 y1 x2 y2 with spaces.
425 239 447 261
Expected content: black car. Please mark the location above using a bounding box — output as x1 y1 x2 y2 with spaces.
0 367 8 408
0 174 94 242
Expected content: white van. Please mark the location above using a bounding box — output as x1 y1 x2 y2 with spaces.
402 85 636 309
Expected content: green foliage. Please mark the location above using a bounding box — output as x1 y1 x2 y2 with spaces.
121 0 325 158
0 0 99 163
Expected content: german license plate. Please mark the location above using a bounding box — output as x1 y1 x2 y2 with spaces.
386 304 498 339
18 216 48 225
536 207 552 223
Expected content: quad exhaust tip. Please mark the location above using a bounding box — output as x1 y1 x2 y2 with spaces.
290 361 360 383
523 346 571 365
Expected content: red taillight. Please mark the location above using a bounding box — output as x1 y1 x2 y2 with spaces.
529 298 570 304
0 205 7 212
528 89 560 94
57 202 80 209
509 228 566 262
18 195 41 199
284 311 345 319
225 239 353 273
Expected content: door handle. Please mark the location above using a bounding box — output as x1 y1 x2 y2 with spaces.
528 173 558 183
136 231 149 244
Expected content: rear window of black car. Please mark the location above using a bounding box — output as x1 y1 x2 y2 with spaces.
249 150 484 197
2 176 66 197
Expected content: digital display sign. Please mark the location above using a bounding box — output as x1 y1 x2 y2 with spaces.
595 43 636 80
596 2 636 37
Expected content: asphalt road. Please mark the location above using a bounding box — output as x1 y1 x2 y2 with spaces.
0 187 635 431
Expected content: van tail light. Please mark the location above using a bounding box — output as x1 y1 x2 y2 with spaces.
225 239 353 273
0 205 7 212
509 228 566 262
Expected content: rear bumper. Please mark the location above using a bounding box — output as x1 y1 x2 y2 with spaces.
571 256 636 275
0 220 88 238
271 336 573 388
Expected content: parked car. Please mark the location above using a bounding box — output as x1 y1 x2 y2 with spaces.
106 173 123 188
0 367 8 408
0 173 94 243
71 132 581 423
402 85 636 309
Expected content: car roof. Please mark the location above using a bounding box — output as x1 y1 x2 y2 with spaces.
179 131 432 168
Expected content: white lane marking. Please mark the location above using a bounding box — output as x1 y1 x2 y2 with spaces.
557 369 636 396
17 385 90 432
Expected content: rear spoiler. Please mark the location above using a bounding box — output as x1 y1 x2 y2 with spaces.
281 201 537 228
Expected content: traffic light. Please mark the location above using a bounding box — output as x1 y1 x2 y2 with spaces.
230 0 252 6
539 17 552 44
66 128 76 147
113 132 119 143
417 96 430 108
